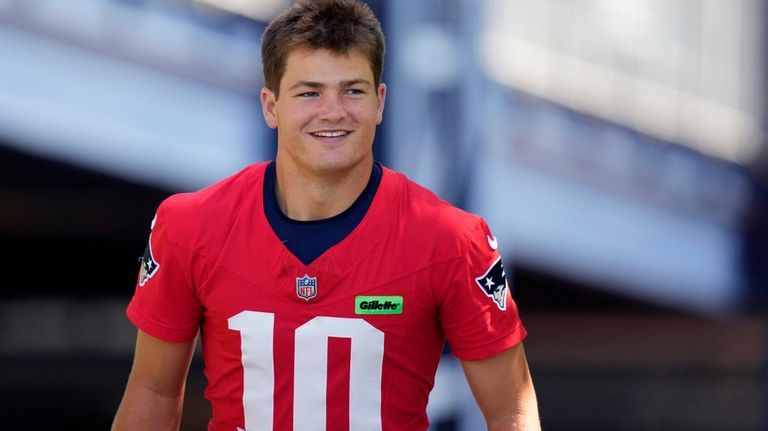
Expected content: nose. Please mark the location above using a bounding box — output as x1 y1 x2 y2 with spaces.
317 93 347 122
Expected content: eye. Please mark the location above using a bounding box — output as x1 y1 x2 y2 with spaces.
297 91 319 98
344 88 365 96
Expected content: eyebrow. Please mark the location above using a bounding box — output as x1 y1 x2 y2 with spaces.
288 79 372 91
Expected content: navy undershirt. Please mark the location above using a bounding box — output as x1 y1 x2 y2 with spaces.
263 160 382 265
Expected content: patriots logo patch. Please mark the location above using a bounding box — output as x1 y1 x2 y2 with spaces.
474 257 508 311
138 236 160 286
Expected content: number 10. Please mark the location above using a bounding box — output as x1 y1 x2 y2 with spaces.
228 311 385 431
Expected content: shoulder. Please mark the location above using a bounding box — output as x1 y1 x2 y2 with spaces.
382 167 487 259
154 162 268 247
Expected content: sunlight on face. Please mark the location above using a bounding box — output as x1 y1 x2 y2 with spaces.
261 48 386 177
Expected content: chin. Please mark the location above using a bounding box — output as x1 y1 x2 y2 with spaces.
308 156 366 175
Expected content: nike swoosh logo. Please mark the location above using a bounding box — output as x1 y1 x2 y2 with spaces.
487 234 498 250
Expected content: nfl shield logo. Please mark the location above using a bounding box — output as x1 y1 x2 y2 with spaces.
296 274 317 301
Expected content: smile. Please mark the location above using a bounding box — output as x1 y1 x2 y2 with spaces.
310 130 351 138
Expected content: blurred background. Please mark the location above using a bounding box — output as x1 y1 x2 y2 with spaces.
0 0 766 429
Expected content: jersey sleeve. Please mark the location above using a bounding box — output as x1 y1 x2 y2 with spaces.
436 218 527 361
126 199 202 342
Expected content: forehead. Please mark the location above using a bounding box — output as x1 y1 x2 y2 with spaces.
281 47 374 86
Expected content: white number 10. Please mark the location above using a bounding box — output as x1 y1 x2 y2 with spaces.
228 311 385 431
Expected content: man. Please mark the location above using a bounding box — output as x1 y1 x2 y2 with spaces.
112 1 540 430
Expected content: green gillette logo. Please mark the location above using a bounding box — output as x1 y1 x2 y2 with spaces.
355 296 403 315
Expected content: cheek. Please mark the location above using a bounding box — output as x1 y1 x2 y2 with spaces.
278 109 311 131
349 103 381 123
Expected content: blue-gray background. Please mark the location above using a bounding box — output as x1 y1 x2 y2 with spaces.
1 1 766 429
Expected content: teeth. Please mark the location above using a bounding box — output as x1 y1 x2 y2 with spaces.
312 130 348 137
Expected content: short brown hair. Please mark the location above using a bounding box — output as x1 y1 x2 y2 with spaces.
261 0 385 97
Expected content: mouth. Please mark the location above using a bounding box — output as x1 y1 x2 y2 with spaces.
309 129 352 139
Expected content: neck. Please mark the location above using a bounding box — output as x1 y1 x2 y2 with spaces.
273 157 373 221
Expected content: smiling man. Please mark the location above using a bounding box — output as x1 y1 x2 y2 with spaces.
263 46 386 221
112 1 540 430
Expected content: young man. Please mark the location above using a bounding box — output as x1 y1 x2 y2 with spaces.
112 1 540 430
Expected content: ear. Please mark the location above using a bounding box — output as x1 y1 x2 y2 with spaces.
261 87 279 129
376 83 387 125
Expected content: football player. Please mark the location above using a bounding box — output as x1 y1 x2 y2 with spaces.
112 1 540 430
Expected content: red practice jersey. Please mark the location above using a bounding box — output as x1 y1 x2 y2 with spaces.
128 162 527 431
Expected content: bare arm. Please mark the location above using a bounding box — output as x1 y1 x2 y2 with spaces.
112 329 197 431
461 343 541 431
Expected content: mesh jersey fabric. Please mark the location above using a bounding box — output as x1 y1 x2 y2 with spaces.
127 161 526 431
